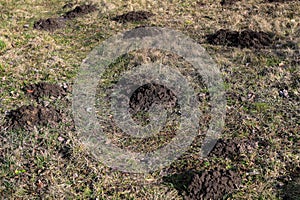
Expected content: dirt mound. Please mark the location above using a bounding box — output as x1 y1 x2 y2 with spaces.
23 82 67 100
184 168 241 200
209 138 260 159
112 11 154 23
64 4 98 19
34 4 97 31
33 17 66 31
5 105 62 130
220 0 240 6
129 83 178 114
206 29 274 48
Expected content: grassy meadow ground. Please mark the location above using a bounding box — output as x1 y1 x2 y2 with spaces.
0 0 299 199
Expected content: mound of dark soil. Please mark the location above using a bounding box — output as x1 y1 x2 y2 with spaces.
23 82 67 100
129 83 178 114
220 0 240 6
209 138 260 159
64 4 98 19
33 17 66 31
5 105 62 130
184 168 241 200
112 11 154 23
34 4 97 31
206 29 274 48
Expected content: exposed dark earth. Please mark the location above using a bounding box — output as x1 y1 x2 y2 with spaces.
33 17 66 31
34 4 98 31
164 137 269 199
129 83 178 114
220 0 241 6
34 7 153 31
23 82 67 100
112 11 154 23
4 82 69 130
209 138 263 159
5 105 62 130
206 29 275 48
184 168 241 200
63 4 98 19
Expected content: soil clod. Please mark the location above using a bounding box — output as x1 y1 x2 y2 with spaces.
184 168 241 200
34 4 97 31
209 138 260 159
33 17 66 31
64 4 98 19
129 83 178 114
220 0 240 6
23 82 67 100
5 105 62 130
112 11 154 23
206 29 274 48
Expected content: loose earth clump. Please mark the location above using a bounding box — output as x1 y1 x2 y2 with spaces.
23 82 67 101
206 29 274 48
129 83 178 114
112 11 154 23
64 4 98 19
5 105 62 130
184 168 241 200
33 17 66 31
34 4 97 31
209 138 262 159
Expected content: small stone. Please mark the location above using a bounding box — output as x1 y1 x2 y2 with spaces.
58 136 64 142
279 89 289 98
42 101 50 107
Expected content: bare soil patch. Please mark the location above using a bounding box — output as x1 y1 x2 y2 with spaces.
112 11 154 23
220 0 240 6
34 4 97 31
33 17 66 31
184 168 241 200
129 83 178 114
209 138 263 159
128 83 178 125
23 82 67 101
64 4 98 19
206 29 275 48
5 105 62 130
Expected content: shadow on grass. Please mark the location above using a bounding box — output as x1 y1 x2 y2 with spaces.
162 171 195 195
